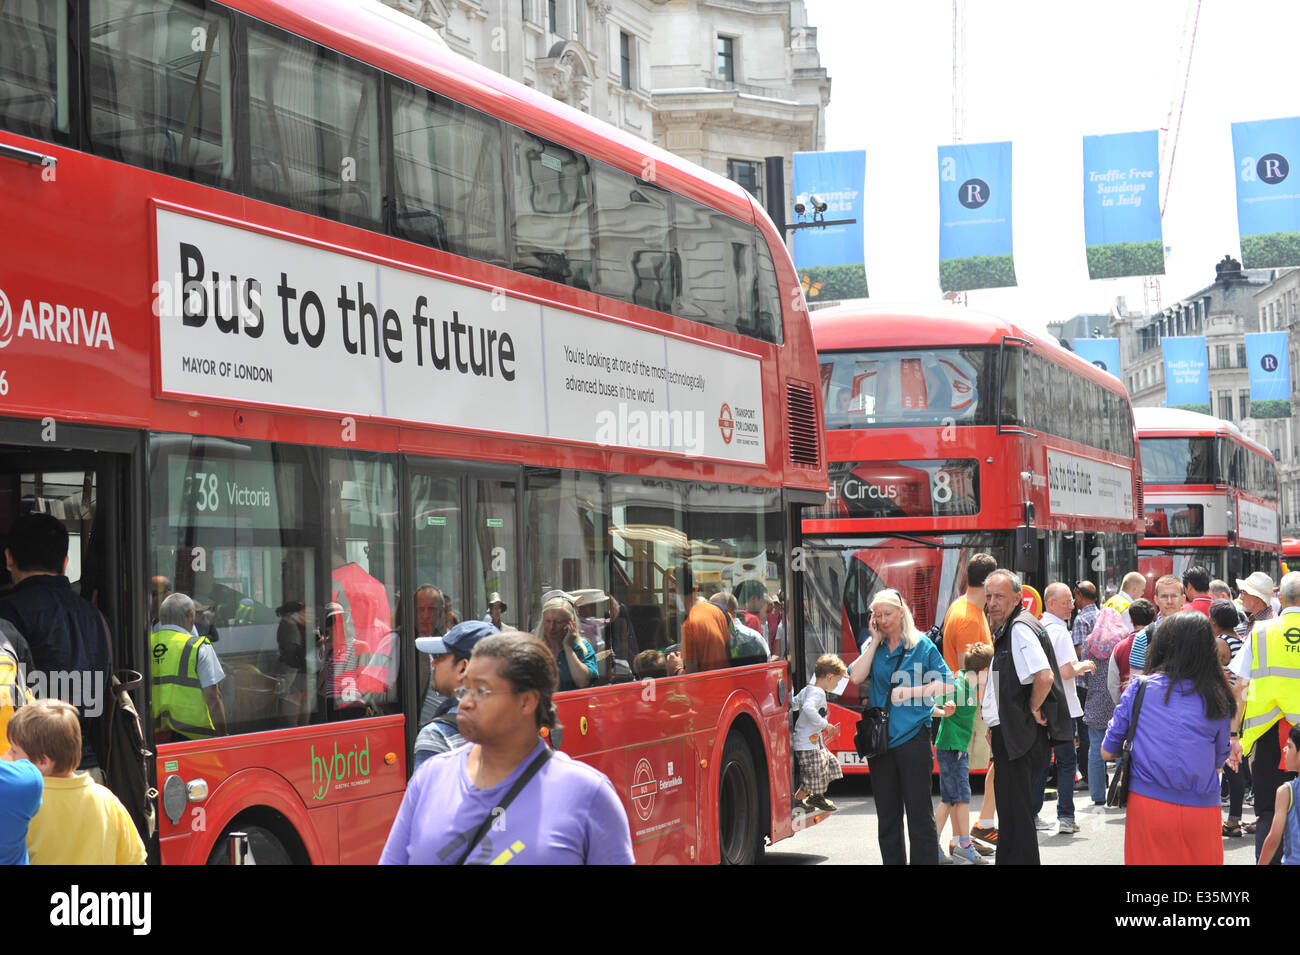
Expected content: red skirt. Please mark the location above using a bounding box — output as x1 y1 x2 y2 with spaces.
1124 791 1224 865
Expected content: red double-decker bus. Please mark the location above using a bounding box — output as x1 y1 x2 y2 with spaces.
1135 407 1281 592
801 304 1143 772
0 0 827 864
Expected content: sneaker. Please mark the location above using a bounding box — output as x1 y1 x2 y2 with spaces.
951 842 986 864
971 824 998 844
1033 814 1054 830
970 840 995 856
1057 818 1079 834
808 793 837 812
1074 779 1091 792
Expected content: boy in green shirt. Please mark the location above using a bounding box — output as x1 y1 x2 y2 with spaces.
933 642 993 865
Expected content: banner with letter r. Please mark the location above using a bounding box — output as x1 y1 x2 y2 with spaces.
937 141 1016 292
1244 331 1291 417
1231 116 1300 268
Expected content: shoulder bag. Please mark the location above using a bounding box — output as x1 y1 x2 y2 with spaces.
1105 678 1147 808
853 646 907 760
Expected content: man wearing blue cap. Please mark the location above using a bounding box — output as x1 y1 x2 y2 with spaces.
413 620 499 769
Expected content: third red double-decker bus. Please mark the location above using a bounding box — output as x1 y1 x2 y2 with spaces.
800 303 1143 772
0 0 827 864
1135 407 1282 592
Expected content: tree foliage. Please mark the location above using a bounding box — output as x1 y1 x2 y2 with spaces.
1240 232 1300 269
939 254 1017 292
1085 240 1165 280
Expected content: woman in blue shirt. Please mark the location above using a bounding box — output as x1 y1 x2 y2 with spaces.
848 589 952 865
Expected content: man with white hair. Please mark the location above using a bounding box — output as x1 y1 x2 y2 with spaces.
150 592 226 739
982 570 1071 864
1235 571 1276 639
1230 570 1300 863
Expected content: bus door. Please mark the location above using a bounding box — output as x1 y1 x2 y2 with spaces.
0 438 141 678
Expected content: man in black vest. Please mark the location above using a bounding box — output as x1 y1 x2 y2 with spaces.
981 569 1072 865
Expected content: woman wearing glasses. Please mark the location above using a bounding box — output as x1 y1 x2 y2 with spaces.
848 589 953 864
381 632 634 864
536 592 599 690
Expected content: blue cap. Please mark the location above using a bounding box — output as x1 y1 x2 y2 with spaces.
416 619 498 658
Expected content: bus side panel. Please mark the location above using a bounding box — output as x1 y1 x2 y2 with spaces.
159 765 323 865
156 716 406 864
555 681 701 865
336 793 405 864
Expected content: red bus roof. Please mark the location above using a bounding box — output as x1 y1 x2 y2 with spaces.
809 301 1130 396
239 0 757 223
1133 406 1272 458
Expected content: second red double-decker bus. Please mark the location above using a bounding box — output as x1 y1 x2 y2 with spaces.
1135 407 1282 592
0 0 827 864
801 303 1143 772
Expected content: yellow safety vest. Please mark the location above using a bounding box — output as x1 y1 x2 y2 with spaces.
151 627 216 740
1241 611 1300 756
1104 592 1132 615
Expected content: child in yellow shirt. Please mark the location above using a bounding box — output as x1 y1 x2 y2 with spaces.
8 699 146 865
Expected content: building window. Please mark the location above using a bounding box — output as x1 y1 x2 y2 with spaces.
1219 390 1233 421
1237 343 1247 368
548 0 558 34
620 31 632 91
1215 344 1230 369
717 35 735 82
727 159 761 200
1240 390 1250 420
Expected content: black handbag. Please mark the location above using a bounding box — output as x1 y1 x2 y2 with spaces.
853 648 906 760
1105 678 1147 808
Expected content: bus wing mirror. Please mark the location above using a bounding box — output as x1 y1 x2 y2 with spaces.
1013 525 1039 574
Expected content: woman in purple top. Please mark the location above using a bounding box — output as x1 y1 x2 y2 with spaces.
1102 611 1234 865
380 633 634 865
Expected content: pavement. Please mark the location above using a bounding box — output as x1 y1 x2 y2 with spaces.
764 775 1263 865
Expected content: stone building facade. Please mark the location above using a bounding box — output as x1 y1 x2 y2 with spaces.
381 0 829 221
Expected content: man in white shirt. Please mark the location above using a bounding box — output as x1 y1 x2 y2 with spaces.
982 569 1056 865
1031 583 1095 834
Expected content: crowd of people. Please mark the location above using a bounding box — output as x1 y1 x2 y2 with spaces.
819 554 1300 866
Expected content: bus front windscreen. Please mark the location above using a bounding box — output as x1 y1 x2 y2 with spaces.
819 348 996 429
1138 437 1217 485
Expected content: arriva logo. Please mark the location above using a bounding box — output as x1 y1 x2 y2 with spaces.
0 286 115 350
310 739 371 801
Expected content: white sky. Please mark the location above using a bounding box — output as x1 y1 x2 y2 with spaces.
800 0 1300 336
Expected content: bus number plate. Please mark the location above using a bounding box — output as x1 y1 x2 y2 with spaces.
836 751 863 765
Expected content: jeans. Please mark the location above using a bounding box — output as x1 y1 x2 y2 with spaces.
868 730 939 865
1225 757 1251 821
1087 726 1108 804
1032 739 1077 821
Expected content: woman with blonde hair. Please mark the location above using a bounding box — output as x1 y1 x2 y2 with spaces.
535 592 599 691
848 588 952 864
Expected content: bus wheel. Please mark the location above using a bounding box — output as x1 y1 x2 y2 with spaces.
207 824 294 865
718 734 761 865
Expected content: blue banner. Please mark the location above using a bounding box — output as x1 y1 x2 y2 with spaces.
791 150 866 299
1081 131 1164 280
1072 338 1122 379
1245 331 1292 417
1231 116 1300 268
937 141 1016 291
1162 336 1210 411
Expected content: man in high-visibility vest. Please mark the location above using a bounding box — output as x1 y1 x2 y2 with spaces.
1103 571 1145 627
1229 571 1300 863
151 593 226 740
